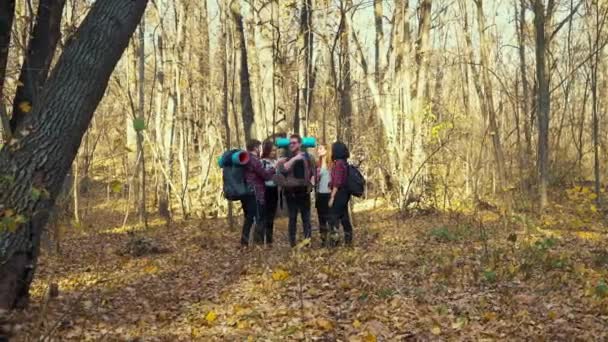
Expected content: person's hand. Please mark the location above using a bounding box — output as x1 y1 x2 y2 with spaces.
277 157 287 164
328 197 334 208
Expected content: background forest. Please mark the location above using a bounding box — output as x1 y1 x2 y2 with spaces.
2 0 607 218
2 0 608 340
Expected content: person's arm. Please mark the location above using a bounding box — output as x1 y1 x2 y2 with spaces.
280 153 304 172
329 160 346 207
251 158 275 181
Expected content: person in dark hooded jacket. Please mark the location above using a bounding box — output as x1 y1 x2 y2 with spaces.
328 141 353 246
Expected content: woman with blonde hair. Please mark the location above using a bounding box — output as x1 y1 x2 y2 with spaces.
314 143 332 246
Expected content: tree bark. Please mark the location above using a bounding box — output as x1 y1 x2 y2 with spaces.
10 0 67 133
338 0 353 144
374 0 384 85
0 0 148 310
474 0 508 192
532 0 551 210
0 0 15 141
517 0 532 180
232 0 256 142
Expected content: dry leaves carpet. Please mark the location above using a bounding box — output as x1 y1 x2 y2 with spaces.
8 187 608 340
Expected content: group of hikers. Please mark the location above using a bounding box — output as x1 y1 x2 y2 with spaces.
223 134 361 248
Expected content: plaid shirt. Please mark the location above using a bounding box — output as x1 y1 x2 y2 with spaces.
245 153 275 204
330 159 347 189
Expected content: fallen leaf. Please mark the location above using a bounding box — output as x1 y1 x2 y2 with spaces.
431 325 441 335
272 269 290 281
316 318 333 331
363 333 377 342
205 310 217 323
353 319 362 329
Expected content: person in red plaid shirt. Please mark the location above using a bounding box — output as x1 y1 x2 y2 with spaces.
241 139 275 247
328 141 353 246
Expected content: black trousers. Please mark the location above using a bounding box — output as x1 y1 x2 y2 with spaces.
264 186 279 244
285 191 312 247
240 194 264 246
329 188 353 245
315 193 331 244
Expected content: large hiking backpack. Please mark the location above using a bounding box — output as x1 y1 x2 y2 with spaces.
347 163 365 197
219 149 252 201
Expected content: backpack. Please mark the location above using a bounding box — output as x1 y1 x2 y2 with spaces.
275 153 315 192
346 163 365 197
220 149 252 201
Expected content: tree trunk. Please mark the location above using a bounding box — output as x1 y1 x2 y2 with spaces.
220 0 234 227
474 0 508 194
374 0 384 85
533 0 551 210
297 0 314 135
154 6 171 220
0 0 148 310
517 0 532 181
232 1 256 142
10 0 67 133
137 17 147 225
0 0 15 142
338 0 353 144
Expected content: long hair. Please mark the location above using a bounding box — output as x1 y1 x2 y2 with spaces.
317 143 332 169
261 139 274 159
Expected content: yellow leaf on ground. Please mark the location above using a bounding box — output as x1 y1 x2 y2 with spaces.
316 318 333 331
272 269 290 281
548 310 557 320
143 264 158 274
431 325 441 335
363 333 377 342
483 311 497 321
205 310 217 323
353 319 362 329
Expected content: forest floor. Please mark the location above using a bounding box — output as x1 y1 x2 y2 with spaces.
8 186 608 341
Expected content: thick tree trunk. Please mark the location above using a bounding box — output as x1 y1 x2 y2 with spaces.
10 0 67 133
232 1 256 142
0 0 148 310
